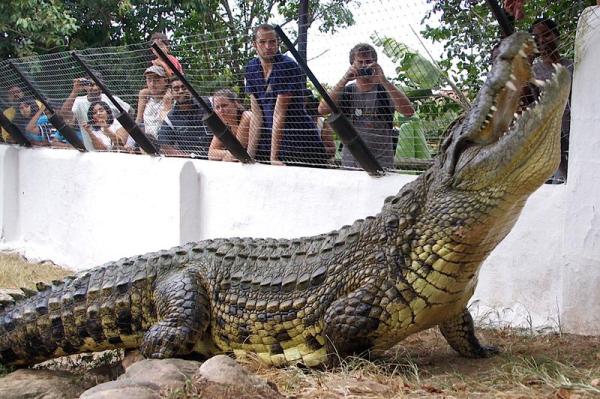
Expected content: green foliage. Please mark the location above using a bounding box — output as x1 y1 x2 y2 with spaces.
1 1 359 98
0 0 78 59
277 0 355 34
175 0 358 94
420 0 593 92
0 362 12 377
372 35 442 91
372 35 461 156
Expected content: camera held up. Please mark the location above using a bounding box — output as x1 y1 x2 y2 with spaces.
358 67 373 76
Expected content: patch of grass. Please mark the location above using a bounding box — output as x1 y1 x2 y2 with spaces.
0 362 13 377
0 252 72 289
234 329 600 399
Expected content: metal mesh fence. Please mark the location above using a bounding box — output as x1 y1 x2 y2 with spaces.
1 1 598 175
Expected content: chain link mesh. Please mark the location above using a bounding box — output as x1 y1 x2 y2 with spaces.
1 1 597 174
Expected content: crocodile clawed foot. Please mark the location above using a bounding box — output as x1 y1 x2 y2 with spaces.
473 344 500 358
140 325 188 359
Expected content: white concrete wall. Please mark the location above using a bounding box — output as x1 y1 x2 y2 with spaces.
561 7 600 335
1 8 598 336
0 148 414 268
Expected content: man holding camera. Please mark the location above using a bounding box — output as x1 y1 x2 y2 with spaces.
60 74 131 151
318 43 414 169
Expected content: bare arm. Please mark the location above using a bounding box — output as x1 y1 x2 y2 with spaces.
83 124 109 151
114 127 129 147
208 136 229 161
160 144 187 157
237 110 251 149
271 93 292 165
136 88 150 124
25 109 43 134
318 66 357 115
101 125 130 150
503 0 525 20
373 63 415 117
382 79 414 117
247 95 262 159
60 79 85 124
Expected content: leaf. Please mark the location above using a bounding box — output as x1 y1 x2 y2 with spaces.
395 117 432 160
371 34 443 90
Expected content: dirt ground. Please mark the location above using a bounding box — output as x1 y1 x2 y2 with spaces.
1 252 599 398
231 328 599 399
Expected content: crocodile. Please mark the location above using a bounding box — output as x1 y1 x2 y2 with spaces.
0 32 571 368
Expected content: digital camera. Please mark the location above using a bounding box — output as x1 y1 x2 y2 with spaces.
79 78 93 86
358 67 373 76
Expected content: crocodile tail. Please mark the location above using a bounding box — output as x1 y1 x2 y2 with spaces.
0 253 159 367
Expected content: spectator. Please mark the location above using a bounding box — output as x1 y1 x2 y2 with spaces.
136 65 173 141
20 99 70 147
150 32 183 77
156 77 212 157
82 101 129 151
245 23 328 166
60 74 132 151
2 85 25 142
503 0 526 20
530 18 573 183
318 43 414 169
208 88 251 161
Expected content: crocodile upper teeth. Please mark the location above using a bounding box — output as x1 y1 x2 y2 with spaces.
505 80 518 91
530 78 545 87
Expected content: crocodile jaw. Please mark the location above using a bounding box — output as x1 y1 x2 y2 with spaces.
402 32 573 289
444 32 571 193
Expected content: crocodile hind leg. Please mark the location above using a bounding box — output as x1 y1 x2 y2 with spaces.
439 308 499 358
140 269 210 359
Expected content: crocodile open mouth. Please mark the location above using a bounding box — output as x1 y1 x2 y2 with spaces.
476 36 538 144
448 32 571 189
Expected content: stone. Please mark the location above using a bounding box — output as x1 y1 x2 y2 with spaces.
79 380 161 399
0 369 90 399
119 358 200 390
198 354 275 391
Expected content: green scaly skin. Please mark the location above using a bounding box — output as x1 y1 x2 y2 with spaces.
0 32 571 368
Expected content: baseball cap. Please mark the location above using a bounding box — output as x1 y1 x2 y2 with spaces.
144 65 166 78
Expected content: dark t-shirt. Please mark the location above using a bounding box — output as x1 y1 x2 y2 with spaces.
245 53 327 165
157 101 212 158
339 83 395 168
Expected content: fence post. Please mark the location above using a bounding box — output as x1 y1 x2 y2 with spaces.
151 43 253 164
71 52 159 155
8 61 86 151
274 25 384 176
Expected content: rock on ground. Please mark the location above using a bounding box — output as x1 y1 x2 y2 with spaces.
0 355 283 399
0 369 93 399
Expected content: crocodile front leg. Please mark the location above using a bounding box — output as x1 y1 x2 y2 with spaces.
140 269 210 358
323 284 383 360
439 308 499 358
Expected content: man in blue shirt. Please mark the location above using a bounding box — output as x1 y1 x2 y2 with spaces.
245 23 327 166
156 78 212 158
